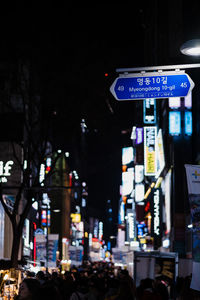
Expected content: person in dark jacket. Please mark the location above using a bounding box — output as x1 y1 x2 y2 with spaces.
15 278 40 300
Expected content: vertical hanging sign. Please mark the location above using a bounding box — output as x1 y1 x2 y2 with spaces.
143 99 156 124
144 126 157 176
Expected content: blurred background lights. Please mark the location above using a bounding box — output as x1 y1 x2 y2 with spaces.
65 152 69 157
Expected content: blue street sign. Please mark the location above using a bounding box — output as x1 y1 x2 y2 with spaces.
110 72 194 100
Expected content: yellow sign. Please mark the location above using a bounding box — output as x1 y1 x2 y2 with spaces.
70 213 81 223
145 147 156 173
140 238 146 244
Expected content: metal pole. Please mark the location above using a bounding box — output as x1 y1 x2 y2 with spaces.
116 63 200 73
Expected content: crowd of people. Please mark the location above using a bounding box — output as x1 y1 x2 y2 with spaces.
13 261 200 300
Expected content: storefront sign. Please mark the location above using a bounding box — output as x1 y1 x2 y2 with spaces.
0 142 22 186
143 98 156 124
135 165 144 183
0 160 14 182
127 209 136 241
136 128 143 144
169 111 181 136
144 126 157 176
156 129 165 178
153 189 160 236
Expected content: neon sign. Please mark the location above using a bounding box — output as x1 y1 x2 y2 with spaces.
0 160 14 182
169 111 181 136
153 189 160 236
144 126 157 176
143 98 156 124
185 111 192 136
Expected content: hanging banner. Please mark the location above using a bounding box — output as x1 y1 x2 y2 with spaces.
156 129 165 178
35 233 59 268
35 234 46 264
48 234 59 268
144 126 157 176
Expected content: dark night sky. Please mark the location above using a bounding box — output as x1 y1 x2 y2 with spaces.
0 3 147 224
0 2 199 229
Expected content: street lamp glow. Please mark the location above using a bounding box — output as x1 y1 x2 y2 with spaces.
180 39 200 56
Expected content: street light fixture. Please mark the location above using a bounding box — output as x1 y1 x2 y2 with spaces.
180 39 200 56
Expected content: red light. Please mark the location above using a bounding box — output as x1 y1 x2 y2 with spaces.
104 73 108 77
33 222 37 230
145 201 150 212
69 173 72 187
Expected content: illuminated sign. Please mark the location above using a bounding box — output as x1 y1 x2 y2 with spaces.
39 163 45 185
156 129 165 178
0 160 14 183
98 221 103 241
122 171 134 196
119 201 125 224
122 147 134 165
89 233 92 246
153 189 160 236
143 98 156 124
41 209 51 227
163 239 170 248
23 219 30 248
168 97 181 109
137 223 146 237
165 170 171 234
130 126 136 140
185 111 192 136
184 93 192 109
136 128 143 144
169 111 181 136
135 183 145 203
122 147 134 203
70 213 81 223
82 197 86 207
118 228 125 248
93 219 99 238
110 72 194 100
45 157 51 174
0 143 22 186
135 165 144 183
127 209 135 241
42 193 50 206
144 126 157 176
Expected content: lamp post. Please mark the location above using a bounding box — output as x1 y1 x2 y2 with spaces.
180 39 200 56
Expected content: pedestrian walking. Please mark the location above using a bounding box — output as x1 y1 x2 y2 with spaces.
14 278 40 300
